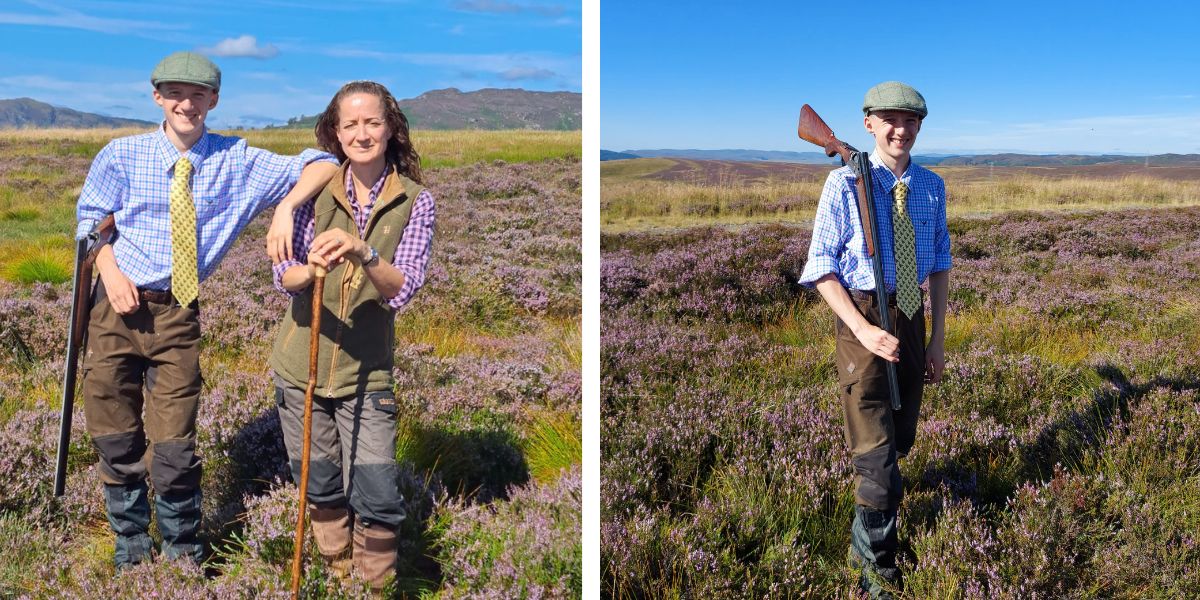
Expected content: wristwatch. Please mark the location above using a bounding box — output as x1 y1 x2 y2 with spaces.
363 245 380 267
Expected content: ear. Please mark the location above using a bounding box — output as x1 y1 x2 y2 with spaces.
863 114 875 134
208 91 219 110
153 87 165 108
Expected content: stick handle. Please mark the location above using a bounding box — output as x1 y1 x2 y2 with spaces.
291 268 326 599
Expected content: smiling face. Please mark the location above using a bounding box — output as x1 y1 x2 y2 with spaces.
153 82 218 146
335 92 391 169
864 109 922 162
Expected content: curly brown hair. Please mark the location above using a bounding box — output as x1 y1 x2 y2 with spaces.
314 80 423 184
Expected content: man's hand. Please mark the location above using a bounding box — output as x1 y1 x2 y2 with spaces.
309 228 367 268
266 206 295 263
95 245 138 314
925 340 945 384
853 323 901 363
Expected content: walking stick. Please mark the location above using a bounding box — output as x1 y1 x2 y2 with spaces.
291 264 327 599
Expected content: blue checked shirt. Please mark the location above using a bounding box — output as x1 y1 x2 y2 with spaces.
76 125 338 289
798 152 952 292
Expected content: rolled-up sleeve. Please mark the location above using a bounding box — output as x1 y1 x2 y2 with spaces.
76 142 126 240
272 198 316 296
386 189 436 310
933 179 952 273
798 173 851 288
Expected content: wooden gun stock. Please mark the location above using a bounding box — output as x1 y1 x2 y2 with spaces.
797 105 876 258
55 213 116 497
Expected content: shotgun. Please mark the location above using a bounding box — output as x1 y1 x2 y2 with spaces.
54 214 116 497
797 104 902 411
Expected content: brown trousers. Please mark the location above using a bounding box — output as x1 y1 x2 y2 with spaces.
836 290 925 511
82 290 203 494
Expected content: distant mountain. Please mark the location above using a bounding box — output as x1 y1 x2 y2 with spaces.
278 88 581 131
915 153 1200 166
0 98 155 129
622 148 838 164
600 150 640 161
604 147 1200 167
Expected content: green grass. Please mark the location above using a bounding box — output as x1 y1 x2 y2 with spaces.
522 410 582 484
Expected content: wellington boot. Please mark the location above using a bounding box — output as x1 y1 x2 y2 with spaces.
310 505 353 578
353 521 398 591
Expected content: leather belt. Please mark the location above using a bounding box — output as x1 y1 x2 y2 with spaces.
137 287 176 304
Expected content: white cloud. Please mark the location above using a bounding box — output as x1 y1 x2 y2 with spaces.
924 113 1200 154
0 0 184 35
501 67 555 81
199 35 279 59
452 0 563 16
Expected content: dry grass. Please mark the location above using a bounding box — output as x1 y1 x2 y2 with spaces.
601 158 1200 232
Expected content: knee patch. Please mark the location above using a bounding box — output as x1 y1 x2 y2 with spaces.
290 458 345 505
150 438 202 494
853 445 902 510
93 431 148 485
349 463 405 528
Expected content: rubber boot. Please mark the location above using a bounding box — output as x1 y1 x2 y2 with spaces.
104 481 154 571
353 519 398 591
849 505 901 599
310 504 353 578
156 488 204 564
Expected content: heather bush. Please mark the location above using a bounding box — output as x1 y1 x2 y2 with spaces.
435 466 582 599
602 206 1200 597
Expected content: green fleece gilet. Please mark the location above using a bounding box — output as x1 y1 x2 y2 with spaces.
269 164 421 398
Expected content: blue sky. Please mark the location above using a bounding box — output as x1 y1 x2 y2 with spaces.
602 1 1200 155
0 0 581 128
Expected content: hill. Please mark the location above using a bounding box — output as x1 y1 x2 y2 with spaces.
0 98 155 129
279 88 581 131
600 150 640 161
604 147 1200 167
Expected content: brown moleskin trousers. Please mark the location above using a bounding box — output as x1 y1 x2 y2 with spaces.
836 291 925 511
82 291 203 495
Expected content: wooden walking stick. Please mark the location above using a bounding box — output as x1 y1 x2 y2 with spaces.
291 264 327 599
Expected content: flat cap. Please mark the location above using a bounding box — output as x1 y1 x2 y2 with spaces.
151 51 221 91
863 81 926 118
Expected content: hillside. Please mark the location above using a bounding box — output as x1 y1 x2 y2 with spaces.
279 88 581 131
0 98 154 129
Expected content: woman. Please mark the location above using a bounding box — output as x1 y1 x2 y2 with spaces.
269 80 435 590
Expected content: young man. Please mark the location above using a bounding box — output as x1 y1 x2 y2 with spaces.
75 51 339 570
797 81 951 598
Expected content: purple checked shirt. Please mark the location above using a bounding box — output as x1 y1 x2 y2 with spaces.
272 164 436 310
76 124 338 289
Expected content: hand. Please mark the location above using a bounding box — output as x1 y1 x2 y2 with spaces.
925 340 945 384
266 206 295 263
309 228 367 268
96 247 139 315
853 324 901 363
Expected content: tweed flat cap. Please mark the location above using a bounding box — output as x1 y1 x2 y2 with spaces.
862 81 926 118
151 51 221 91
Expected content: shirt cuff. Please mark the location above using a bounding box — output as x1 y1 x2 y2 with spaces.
75 219 97 241
273 260 305 296
386 266 421 310
798 256 838 289
934 254 953 272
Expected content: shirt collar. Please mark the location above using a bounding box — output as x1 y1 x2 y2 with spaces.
154 122 210 173
868 150 911 190
344 162 392 208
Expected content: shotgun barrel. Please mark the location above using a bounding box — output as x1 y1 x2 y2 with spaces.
797 105 902 411
54 214 115 497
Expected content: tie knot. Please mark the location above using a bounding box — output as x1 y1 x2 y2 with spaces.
176 156 192 176
893 181 909 208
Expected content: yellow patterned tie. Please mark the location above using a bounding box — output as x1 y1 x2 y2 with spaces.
892 181 920 319
169 156 198 306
